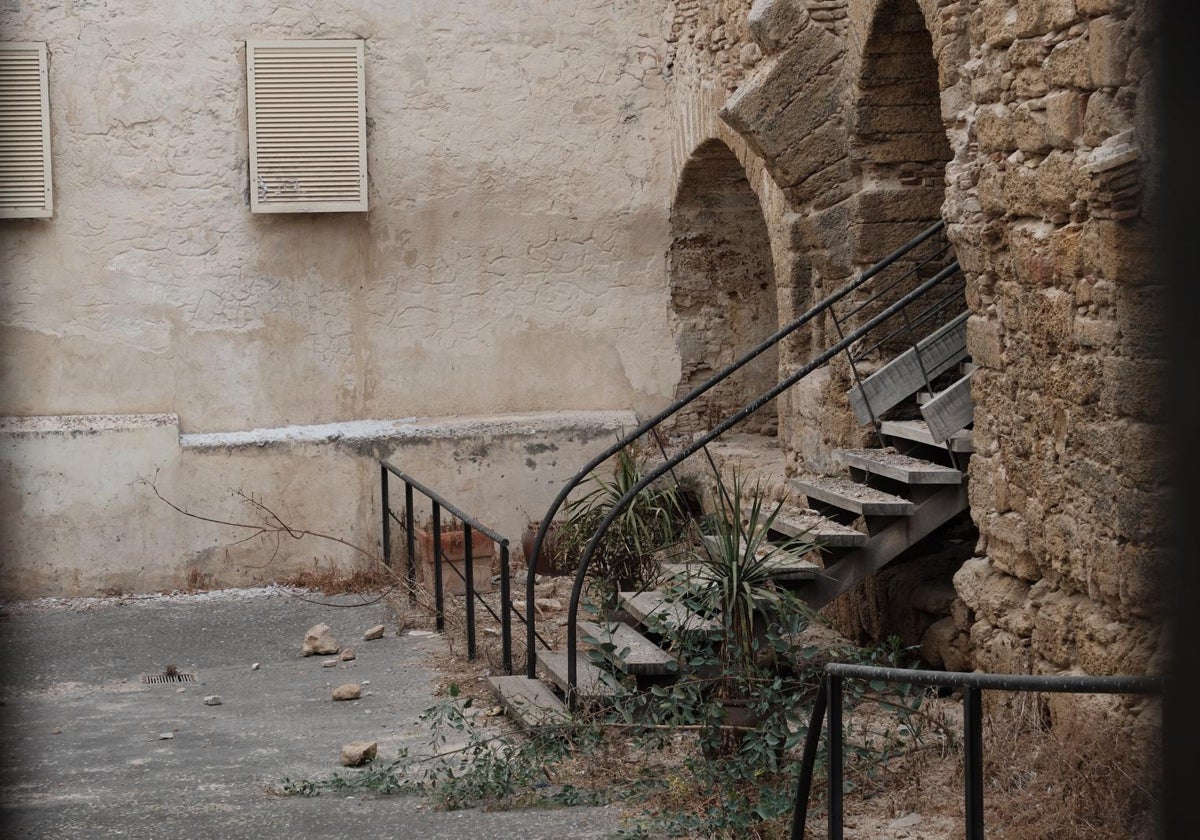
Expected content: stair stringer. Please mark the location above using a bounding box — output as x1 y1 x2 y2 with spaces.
794 481 969 611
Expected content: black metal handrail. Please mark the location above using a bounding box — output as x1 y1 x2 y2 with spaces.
526 219 954 679
562 259 962 696
381 461 542 674
790 664 1164 840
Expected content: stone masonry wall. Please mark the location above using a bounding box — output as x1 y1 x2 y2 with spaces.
684 0 1165 683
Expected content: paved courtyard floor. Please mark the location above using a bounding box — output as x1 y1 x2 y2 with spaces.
0 587 623 839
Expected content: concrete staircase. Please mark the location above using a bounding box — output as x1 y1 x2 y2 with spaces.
490 316 974 726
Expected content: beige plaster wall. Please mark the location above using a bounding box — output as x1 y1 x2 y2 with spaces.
0 410 636 599
0 0 677 430
0 2 683 598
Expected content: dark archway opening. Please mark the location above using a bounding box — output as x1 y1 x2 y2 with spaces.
668 139 779 438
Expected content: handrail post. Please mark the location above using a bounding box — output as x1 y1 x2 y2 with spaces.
464 521 476 660
405 482 416 604
963 685 985 840
828 672 844 840
789 680 829 840
381 464 391 569
432 503 444 633
500 542 512 674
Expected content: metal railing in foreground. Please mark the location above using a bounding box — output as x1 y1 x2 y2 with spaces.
789 664 1164 840
529 219 957 683
380 461 549 674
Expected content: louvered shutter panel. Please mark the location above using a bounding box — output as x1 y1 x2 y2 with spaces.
0 43 53 219
247 40 367 213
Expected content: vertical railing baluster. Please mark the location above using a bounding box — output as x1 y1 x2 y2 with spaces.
381 465 391 570
404 482 416 604
964 685 985 840
500 542 512 675
464 521 476 660
829 673 844 840
432 502 444 633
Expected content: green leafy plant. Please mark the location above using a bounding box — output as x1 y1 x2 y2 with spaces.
690 472 821 675
557 444 689 602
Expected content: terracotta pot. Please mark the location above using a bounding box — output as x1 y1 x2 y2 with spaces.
416 528 495 596
521 520 573 576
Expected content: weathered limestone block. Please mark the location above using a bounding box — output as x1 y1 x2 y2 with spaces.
1044 90 1087 147
979 0 1019 47
1100 356 1166 422
921 617 972 671
966 314 1004 369
1117 543 1167 616
1079 219 1155 284
1113 484 1169 547
974 104 1014 153
1116 284 1167 357
1088 16 1129 88
954 557 1035 636
1077 0 1128 15
852 186 947 225
1044 38 1093 89
976 164 1007 215
1073 316 1120 348
1082 90 1133 147
721 23 842 140
968 622 1034 674
1038 151 1090 214
984 512 1041 581
1014 0 1079 38
775 120 847 189
1011 105 1050 154
746 0 812 54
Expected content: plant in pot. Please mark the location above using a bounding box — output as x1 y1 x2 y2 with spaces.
682 472 822 757
414 516 496 597
556 443 690 610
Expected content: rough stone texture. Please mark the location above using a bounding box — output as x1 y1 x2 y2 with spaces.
702 0 1164 700
331 683 362 701
302 623 339 657
339 740 378 766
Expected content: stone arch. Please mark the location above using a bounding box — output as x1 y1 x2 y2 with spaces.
847 0 953 268
668 138 780 437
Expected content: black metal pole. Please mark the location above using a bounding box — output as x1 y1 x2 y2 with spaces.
432 503 444 633
828 673 844 840
464 522 476 660
789 682 829 840
404 482 416 604
381 465 391 569
500 542 512 674
963 685 985 840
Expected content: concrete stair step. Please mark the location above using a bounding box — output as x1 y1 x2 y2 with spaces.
789 475 915 517
847 312 969 424
834 448 963 485
486 675 569 729
878 419 973 453
536 650 621 700
746 501 868 549
619 589 721 637
921 369 975 443
577 620 678 676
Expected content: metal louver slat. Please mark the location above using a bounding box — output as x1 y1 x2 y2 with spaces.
0 42 52 218
247 39 367 213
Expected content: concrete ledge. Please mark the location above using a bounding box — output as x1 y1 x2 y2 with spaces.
0 410 639 600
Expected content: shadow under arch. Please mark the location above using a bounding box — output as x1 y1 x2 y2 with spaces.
668 138 780 438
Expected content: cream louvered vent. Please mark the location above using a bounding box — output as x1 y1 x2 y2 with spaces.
0 43 53 219
247 40 367 213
